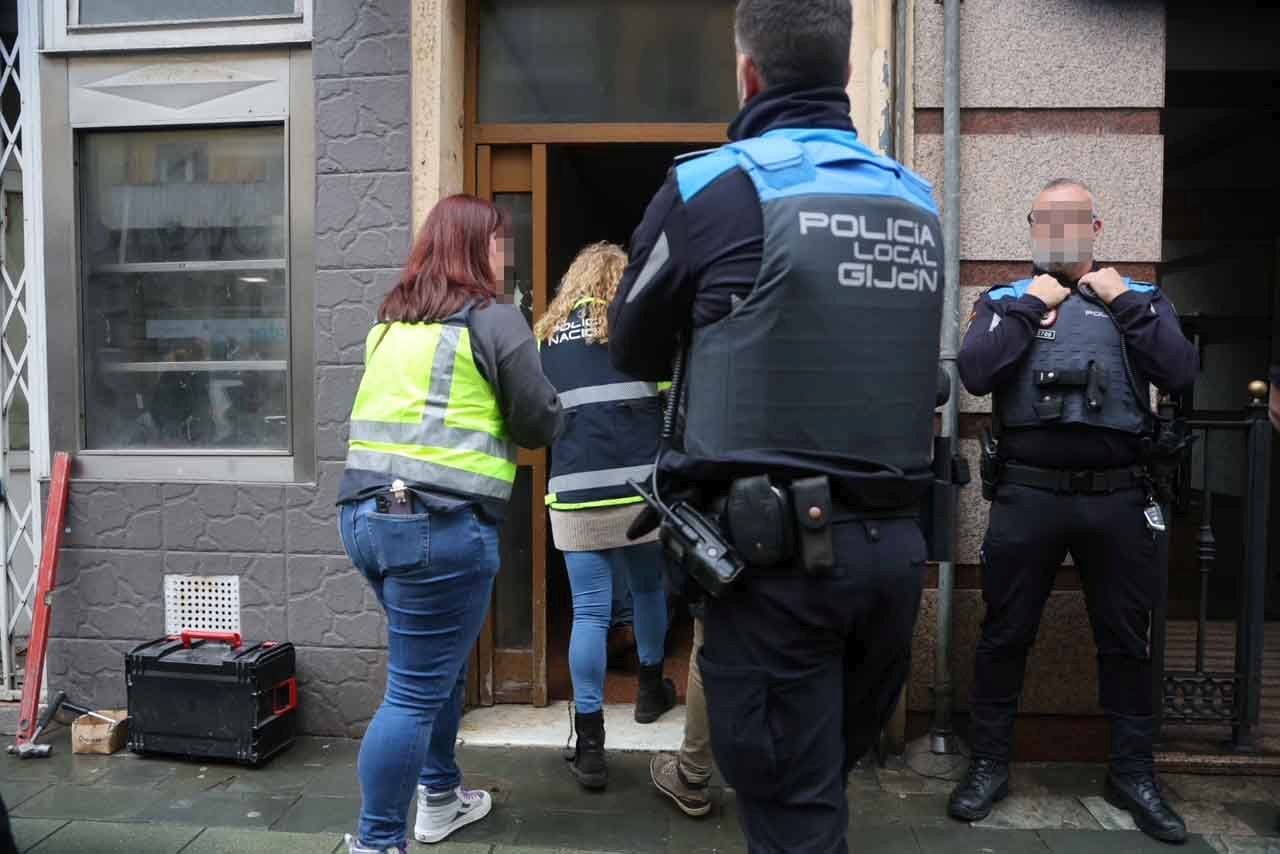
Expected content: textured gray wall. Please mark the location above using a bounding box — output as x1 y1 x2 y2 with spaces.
48 0 411 737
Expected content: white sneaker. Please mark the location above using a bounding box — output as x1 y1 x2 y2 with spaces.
344 833 406 854
414 785 493 844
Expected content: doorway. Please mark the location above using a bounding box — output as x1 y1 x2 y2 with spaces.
544 143 705 704
1157 0 1280 751
468 138 721 707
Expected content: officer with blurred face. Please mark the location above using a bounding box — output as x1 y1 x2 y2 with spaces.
951 178 1198 844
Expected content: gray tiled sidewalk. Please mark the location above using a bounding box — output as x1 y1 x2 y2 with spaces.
3 731 1278 853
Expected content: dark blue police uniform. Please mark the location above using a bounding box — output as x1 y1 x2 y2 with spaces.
958 272 1197 784
609 83 943 854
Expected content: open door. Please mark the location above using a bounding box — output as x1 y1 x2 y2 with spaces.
469 144 551 706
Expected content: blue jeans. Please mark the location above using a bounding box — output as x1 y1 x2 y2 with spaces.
339 498 499 849
564 543 669 714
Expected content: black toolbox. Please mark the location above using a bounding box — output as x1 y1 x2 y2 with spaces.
126 631 297 766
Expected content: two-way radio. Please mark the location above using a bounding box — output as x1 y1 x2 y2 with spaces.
627 343 745 597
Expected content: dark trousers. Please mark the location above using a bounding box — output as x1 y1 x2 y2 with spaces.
971 483 1162 774
0 793 15 854
702 518 925 854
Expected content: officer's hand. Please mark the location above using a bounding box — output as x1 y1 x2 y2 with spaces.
1079 267 1129 305
1027 274 1070 309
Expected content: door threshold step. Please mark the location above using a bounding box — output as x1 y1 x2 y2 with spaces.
459 701 686 752
1156 748 1280 774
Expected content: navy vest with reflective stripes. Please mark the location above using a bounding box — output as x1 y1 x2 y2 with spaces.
540 304 662 508
676 128 944 486
990 278 1154 434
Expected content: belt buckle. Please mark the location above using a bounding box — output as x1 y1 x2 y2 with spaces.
1067 470 1091 494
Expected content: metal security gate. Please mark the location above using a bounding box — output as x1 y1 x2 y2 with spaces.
0 0 51 702
1152 384 1272 751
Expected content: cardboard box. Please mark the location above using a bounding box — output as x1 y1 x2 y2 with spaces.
71 710 129 755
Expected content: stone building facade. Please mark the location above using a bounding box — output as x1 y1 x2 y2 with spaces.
47 0 415 737
35 0 1275 750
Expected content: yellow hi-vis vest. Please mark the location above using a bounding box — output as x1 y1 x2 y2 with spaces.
345 322 517 502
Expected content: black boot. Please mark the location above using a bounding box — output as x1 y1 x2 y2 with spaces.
948 758 1010 822
567 710 607 790
634 662 676 724
1104 772 1187 844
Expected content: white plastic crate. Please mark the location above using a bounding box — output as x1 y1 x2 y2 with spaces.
163 575 241 635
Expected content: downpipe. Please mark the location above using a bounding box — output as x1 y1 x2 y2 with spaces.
930 0 964 758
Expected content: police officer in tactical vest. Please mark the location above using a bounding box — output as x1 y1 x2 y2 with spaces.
609 2 944 850
950 179 1199 843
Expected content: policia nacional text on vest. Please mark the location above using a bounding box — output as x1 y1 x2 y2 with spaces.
540 299 663 511
345 319 518 504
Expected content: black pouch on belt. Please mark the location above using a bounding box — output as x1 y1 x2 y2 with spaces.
725 475 794 568
790 476 835 575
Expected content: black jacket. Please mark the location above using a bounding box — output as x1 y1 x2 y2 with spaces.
608 83 857 379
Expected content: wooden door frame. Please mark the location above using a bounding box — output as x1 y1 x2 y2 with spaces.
463 0 727 708
469 143 550 707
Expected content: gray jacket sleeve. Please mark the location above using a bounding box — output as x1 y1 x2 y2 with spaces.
468 303 563 449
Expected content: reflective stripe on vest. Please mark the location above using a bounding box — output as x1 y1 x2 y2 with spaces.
346 322 516 501
558 381 658 409
546 464 654 495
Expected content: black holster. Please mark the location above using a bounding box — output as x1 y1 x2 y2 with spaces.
920 435 972 562
980 428 1002 501
1143 416 1194 505
723 475 834 575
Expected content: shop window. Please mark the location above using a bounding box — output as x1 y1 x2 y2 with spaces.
77 0 297 26
46 0 310 51
78 126 289 452
476 0 737 124
45 50 313 482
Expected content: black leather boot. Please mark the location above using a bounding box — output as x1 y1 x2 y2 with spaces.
634 662 676 724
948 758 1010 822
1104 772 1187 844
567 710 607 790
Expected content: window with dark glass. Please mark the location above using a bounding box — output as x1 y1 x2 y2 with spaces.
78 126 289 451
74 0 298 26
477 0 737 124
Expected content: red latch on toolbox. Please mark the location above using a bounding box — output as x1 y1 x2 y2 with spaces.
179 630 243 649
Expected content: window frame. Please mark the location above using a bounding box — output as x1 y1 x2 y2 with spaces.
42 49 315 483
45 0 312 53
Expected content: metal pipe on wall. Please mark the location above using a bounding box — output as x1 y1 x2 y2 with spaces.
931 0 963 756
893 0 908 162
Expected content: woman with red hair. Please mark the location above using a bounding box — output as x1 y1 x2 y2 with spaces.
337 194 561 853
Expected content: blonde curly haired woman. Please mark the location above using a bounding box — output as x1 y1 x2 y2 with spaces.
536 242 676 790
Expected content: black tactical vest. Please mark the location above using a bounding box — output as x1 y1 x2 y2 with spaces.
676 130 945 491
993 280 1152 434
